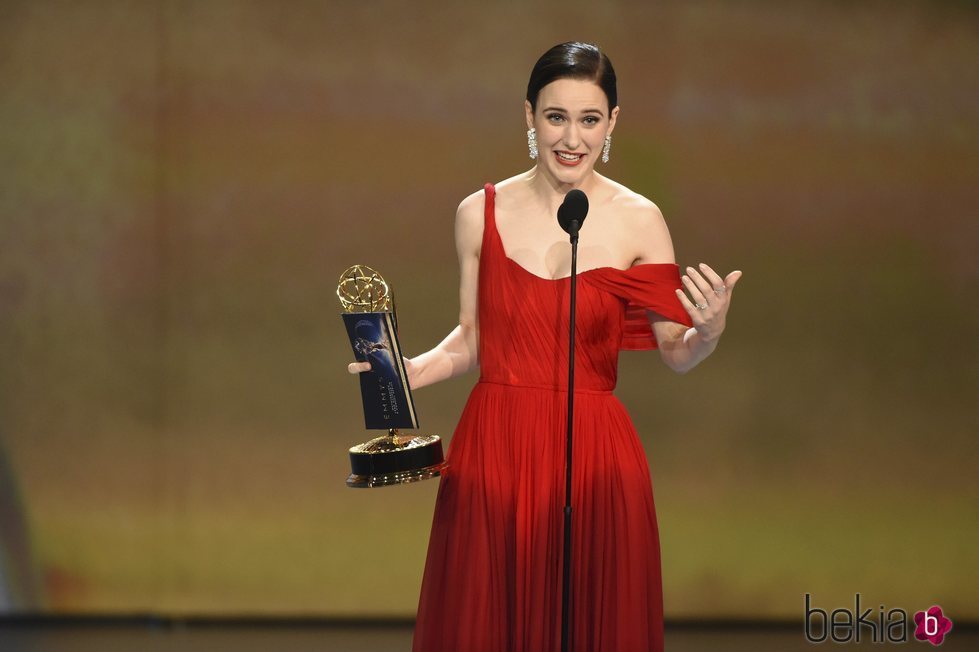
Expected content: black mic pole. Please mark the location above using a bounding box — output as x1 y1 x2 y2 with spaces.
557 189 586 652
560 218 579 652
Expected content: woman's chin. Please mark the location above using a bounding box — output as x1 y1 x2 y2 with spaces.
546 163 593 184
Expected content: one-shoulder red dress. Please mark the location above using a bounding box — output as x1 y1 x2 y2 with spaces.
412 184 693 652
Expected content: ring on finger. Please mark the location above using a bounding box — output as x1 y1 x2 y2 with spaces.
694 302 708 310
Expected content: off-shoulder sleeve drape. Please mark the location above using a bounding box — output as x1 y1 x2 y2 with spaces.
585 264 693 351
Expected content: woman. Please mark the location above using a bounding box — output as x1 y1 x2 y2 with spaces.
349 42 741 651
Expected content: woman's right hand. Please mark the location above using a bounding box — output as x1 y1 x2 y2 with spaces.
347 357 418 385
347 361 371 374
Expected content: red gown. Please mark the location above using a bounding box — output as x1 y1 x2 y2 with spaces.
412 183 693 652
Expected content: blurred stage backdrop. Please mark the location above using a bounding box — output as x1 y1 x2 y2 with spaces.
0 0 975 620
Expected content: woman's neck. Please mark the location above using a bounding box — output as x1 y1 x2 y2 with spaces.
525 166 602 213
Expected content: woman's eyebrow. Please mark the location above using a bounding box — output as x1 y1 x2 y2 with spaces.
541 106 605 116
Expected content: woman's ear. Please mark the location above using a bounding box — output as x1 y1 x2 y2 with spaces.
607 105 620 137
524 100 535 130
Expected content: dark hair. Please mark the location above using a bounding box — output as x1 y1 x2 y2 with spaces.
526 42 618 114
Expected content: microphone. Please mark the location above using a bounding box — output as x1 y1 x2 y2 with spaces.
557 189 589 243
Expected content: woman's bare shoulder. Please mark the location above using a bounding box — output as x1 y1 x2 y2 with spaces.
600 178 675 263
456 186 485 216
455 187 487 256
602 178 666 225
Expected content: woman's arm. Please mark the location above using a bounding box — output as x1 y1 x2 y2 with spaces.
347 191 484 389
630 201 741 374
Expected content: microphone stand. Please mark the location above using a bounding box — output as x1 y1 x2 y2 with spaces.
560 220 579 652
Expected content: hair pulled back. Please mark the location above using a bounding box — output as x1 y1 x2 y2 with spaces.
526 42 618 114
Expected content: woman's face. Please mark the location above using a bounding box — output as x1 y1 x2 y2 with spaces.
525 78 619 184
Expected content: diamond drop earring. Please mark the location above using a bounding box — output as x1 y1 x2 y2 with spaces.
602 135 612 163
527 128 538 160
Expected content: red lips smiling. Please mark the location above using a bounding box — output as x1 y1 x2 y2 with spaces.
554 151 585 166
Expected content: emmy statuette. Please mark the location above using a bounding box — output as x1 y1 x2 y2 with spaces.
338 265 447 488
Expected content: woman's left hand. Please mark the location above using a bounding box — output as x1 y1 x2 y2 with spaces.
675 263 742 343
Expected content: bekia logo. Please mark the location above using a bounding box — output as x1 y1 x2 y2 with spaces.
805 594 953 646
913 605 953 646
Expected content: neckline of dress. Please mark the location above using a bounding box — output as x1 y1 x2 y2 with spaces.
488 188 673 282
502 250 614 282
491 219 619 283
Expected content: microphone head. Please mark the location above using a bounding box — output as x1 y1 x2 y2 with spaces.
557 189 589 236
